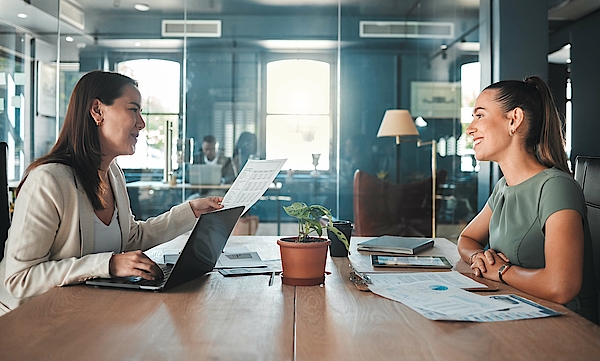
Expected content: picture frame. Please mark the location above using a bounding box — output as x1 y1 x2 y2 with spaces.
410 81 461 119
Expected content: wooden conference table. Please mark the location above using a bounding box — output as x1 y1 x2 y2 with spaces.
1 236 600 360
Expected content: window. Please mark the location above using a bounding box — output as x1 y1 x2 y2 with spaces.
265 59 331 171
458 62 480 172
116 59 180 170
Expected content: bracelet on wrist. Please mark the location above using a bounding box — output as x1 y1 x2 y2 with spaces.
498 263 512 283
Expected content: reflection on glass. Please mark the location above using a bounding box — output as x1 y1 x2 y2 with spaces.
0 0 483 238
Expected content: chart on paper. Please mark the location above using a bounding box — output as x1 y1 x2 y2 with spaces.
221 159 287 214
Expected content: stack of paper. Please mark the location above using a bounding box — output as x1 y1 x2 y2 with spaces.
215 247 283 277
215 247 268 269
369 281 561 322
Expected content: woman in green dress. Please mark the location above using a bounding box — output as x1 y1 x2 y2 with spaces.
457 76 596 323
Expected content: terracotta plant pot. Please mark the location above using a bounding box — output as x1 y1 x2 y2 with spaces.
277 237 330 286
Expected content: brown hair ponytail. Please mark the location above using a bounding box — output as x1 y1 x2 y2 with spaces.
484 75 570 174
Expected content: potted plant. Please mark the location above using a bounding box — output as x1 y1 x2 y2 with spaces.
277 202 350 286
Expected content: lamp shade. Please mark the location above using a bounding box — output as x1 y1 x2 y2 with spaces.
377 110 419 138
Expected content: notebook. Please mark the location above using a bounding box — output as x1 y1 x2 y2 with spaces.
85 205 244 291
189 164 222 185
356 236 434 255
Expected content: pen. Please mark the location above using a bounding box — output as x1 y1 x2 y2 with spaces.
268 271 275 286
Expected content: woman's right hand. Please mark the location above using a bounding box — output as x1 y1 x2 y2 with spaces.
109 250 163 280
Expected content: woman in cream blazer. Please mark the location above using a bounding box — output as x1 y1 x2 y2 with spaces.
0 71 222 315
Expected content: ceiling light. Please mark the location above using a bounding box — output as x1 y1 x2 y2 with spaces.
134 42 141 47
18 13 28 19
65 36 74 42
134 3 150 12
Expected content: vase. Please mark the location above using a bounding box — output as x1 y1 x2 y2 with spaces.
277 237 330 286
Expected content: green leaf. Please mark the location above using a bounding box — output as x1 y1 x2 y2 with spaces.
327 225 350 253
283 202 338 243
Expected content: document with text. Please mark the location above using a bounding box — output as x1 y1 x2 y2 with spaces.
221 159 287 214
366 271 488 289
369 281 561 322
215 246 268 269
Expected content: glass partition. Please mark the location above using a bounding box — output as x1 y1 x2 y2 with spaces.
0 0 480 239
339 1 480 239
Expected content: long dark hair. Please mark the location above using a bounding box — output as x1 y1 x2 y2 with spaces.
18 70 138 210
484 75 570 174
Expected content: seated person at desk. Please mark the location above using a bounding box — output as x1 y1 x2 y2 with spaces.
189 135 231 197
221 131 258 184
457 76 596 322
0 70 223 315
193 134 230 170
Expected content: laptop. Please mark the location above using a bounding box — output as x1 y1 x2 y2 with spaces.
189 164 222 185
86 205 245 291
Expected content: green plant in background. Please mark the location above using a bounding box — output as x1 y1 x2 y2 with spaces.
283 202 350 251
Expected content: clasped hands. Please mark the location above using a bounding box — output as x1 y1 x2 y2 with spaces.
470 249 510 282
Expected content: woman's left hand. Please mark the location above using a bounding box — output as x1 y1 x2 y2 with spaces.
470 250 508 281
189 196 224 217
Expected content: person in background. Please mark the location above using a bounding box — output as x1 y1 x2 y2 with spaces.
193 134 229 166
222 131 258 184
0 70 223 315
192 134 232 188
457 75 596 323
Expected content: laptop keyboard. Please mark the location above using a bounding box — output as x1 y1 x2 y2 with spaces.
129 263 173 286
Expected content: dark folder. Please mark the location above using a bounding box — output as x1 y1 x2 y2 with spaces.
356 236 434 255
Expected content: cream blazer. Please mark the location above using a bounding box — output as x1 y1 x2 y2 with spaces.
0 162 197 314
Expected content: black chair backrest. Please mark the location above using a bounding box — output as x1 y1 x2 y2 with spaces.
0 142 9 262
574 156 600 322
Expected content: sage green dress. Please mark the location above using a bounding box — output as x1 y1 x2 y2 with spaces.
487 167 597 323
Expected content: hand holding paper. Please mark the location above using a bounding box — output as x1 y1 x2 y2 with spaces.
221 159 287 214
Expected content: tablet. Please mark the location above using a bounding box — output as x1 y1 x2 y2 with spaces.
371 255 452 269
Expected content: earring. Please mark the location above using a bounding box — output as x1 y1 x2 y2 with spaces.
509 128 515 136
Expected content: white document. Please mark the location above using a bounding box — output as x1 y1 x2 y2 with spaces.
455 294 562 322
221 159 287 214
366 271 488 289
218 259 282 276
369 281 510 318
369 281 562 322
215 247 268 269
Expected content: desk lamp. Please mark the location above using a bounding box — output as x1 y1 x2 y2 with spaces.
377 109 438 237
377 110 418 183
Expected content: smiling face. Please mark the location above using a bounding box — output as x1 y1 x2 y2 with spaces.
92 83 145 162
466 89 514 163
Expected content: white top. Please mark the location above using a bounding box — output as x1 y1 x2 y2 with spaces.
204 155 218 165
93 207 121 254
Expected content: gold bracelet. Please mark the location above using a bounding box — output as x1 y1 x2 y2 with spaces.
468 250 484 265
498 263 512 283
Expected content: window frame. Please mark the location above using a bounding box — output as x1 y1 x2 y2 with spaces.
260 52 338 174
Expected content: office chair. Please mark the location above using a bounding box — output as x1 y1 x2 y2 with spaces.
574 155 600 324
0 142 9 262
353 169 447 237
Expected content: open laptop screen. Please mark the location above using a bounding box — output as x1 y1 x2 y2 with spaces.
166 206 243 289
